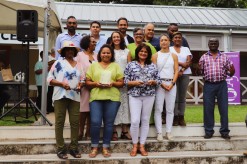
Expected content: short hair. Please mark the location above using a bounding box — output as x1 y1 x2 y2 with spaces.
67 16 76 21
97 44 115 62
117 17 128 25
110 31 126 50
80 35 91 50
39 51 43 58
90 21 101 28
133 27 143 35
134 43 152 65
50 47 55 54
60 47 78 58
169 23 178 27
172 31 182 39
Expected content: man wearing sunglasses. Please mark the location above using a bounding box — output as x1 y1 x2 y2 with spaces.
55 16 82 60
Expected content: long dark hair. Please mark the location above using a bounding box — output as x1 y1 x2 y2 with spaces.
134 43 152 65
97 44 115 62
110 31 126 50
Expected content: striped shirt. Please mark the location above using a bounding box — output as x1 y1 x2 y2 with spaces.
199 51 233 83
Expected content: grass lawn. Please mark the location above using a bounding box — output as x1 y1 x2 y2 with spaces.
185 105 247 123
0 105 246 126
0 108 37 126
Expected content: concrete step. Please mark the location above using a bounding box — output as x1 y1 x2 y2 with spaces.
0 123 246 140
1 137 247 155
0 150 246 164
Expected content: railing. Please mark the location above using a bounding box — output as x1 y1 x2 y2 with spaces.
187 76 247 104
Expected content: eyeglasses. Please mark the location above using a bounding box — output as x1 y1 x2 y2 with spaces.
67 22 77 25
134 33 143 36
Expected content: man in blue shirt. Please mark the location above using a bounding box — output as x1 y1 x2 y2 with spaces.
167 23 190 48
90 21 107 54
55 16 82 60
143 23 160 51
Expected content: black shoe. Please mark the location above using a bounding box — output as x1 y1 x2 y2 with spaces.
221 134 231 140
204 134 213 139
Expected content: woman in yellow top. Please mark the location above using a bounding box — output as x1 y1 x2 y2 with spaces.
86 44 124 158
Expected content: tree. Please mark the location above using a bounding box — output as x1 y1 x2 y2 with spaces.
55 0 247 8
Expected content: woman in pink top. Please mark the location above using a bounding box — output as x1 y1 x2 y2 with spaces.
76 35 97 140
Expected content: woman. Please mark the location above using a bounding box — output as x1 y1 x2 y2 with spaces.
47 41 84 159
152 34 179 141
169 31 192 126
124 43 160 156
110 31 131 141
127 27 157 60
86 44 124 158
76 35 97 140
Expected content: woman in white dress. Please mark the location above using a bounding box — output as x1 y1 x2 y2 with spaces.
110 31 132 140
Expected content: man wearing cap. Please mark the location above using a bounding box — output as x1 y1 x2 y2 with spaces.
47 40 84 159
55 16 82 60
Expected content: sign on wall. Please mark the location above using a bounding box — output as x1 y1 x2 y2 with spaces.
225 52 241 104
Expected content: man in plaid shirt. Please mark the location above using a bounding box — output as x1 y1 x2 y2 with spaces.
199 38 235 140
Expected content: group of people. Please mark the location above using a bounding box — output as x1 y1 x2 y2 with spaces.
42 15 235 159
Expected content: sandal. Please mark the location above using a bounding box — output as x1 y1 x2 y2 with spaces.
139 145 148 156
102 148 111 158
89 148 98 158
69 149 81 158
111 131 118 141
57 150 68 159
121 131 132 140
130 144 138 157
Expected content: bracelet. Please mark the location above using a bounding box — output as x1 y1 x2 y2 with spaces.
172 82 175 86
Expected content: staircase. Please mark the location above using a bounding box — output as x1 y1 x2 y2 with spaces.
0 122 247 163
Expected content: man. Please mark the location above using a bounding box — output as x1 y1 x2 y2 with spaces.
143 23 160 51
55 16 82 60
34 51 43 110
199 38 235 139
106 17 134 45
167 23 190 48
47 48 56 113
90 21 107 53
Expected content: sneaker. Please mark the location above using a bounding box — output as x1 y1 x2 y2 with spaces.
157 133 163 142
166 132 173 140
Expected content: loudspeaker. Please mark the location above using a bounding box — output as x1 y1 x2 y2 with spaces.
17 10 38 42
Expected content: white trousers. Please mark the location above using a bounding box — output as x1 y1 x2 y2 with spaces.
129 95 155 145
155 81 177 133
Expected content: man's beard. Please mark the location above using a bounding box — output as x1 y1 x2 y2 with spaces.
68 27 75 33
119 28 127 34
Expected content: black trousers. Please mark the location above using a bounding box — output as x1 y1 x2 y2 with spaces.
0 85 11 109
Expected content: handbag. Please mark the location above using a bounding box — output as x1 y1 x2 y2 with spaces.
1 65 14 81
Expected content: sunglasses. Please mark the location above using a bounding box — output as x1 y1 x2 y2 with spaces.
67 22 77 25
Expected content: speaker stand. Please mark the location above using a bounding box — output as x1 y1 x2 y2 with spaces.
0 42 52 126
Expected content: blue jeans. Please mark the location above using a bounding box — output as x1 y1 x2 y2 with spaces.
203 80 230 135
90 100 120 148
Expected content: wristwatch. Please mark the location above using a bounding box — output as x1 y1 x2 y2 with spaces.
172 82 175 86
